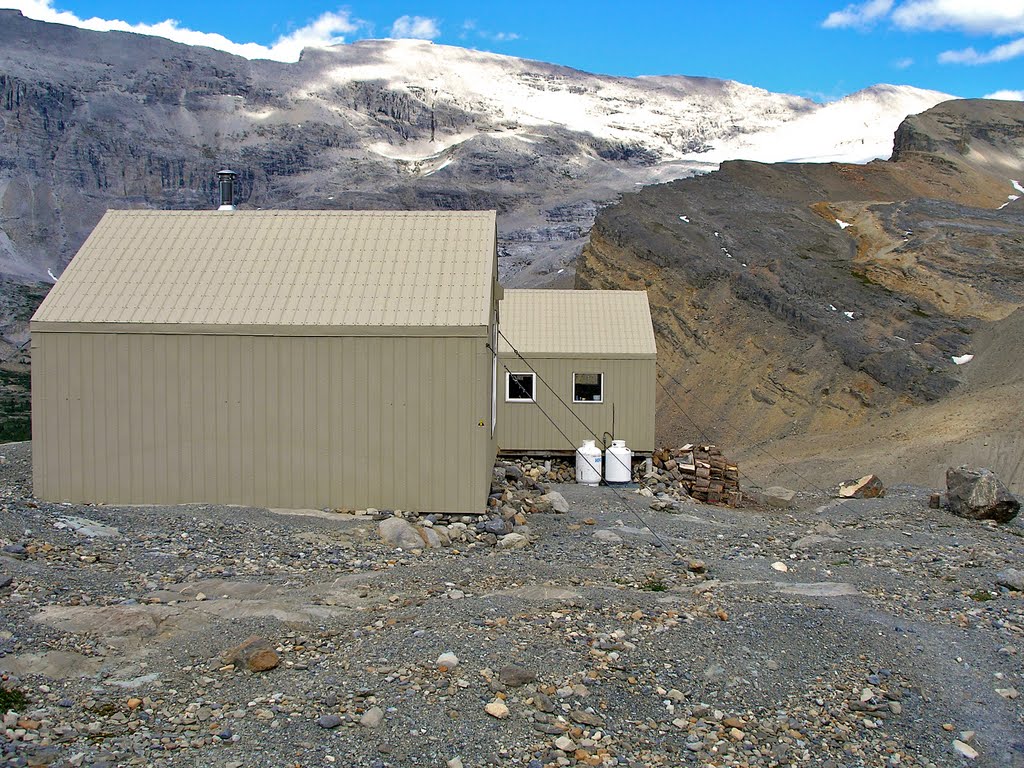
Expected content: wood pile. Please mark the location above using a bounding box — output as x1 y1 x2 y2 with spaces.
646 444 742 506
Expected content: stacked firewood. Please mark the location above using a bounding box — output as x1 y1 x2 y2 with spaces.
642 444 742 506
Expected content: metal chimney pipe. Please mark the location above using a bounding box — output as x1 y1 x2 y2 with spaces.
217 169 237 211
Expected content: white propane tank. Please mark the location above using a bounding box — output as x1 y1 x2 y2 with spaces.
605 440 633 483
575 440 603 486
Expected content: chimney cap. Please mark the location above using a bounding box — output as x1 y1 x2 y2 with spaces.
217 168 237 211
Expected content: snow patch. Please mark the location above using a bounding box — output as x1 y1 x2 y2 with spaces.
952 354 974 365
1012 180 1024 194
678 215 689 223
843 311 855 319
1009 195 1020 201
46 268 58 282
422 157 454 176
828 304 837 311
835 218 851 230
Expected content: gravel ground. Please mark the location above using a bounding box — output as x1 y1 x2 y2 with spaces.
1 441 1022 768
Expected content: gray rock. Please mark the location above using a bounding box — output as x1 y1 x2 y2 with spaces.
497 533 529 550
763 487 797 508
593 530 622 543
2 543 26 559
498 666 537 687
541 491 569 513
946 466 1020 522
477 518 508 535
317 713 342 729
378 517 427 550
532 692 555 713
997 568 1024 591
570 709 604 726
360 705 384 728
418 526 442 549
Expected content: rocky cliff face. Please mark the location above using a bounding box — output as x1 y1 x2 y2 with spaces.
577 99 1024 487
0 9 950 293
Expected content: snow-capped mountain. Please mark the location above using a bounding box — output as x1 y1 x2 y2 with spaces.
0 9 953 287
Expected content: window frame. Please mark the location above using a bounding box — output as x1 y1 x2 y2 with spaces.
572 372 604 404
505 371 537 403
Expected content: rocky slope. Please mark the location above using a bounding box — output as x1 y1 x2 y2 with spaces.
577 99 1024 491
0 9 950 292
1 444 1022 767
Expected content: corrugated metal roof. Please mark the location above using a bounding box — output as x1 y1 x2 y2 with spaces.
33 210 497 329
498 289 656 358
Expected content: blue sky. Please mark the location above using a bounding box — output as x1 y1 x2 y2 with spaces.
5 1 1023 100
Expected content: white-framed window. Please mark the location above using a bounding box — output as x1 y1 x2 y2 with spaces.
573 372 603 403
506 371 536 402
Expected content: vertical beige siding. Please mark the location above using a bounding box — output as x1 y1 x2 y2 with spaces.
32 332 495 513
496 357 655 453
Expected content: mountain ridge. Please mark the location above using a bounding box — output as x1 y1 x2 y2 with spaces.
576 98 1024 490
0 9 952 291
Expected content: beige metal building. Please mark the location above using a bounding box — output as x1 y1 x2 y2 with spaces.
31 210 501 513
496 289 656 455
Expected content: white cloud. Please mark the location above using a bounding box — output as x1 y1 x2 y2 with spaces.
824 0 1024 34
823 0 894 28
985 89 1024 99
389 15 440 40
892 1 1024 35
893 56 914 68
459 18 519 42
939 36 1024 63
5 1 361 61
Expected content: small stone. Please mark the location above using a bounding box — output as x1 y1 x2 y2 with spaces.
437 652 460 669
533 692 555 713
498 666 536 687
763 487 796 508
953 740 979 760
485 700 509 719
541 492 569 513
888 701 902 715
771 561 789 573
194 592 207 601
221 635 280 672
360 706 384 728
447 759 464 768
497 532 529 549
687 559 706 574
317 714 342 729
126 698 142 710
593 530 622 543
554 735 576 752
995 687 1019 699
729 727 744 741
942 723 955 731
569 709 604 726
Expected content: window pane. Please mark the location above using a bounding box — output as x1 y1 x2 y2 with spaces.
508 373 534 400
574 373 602 402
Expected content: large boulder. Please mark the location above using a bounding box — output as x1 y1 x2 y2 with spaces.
379 517 429 549
946 466 1020 523
838 474 885 499
763 486 796 508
